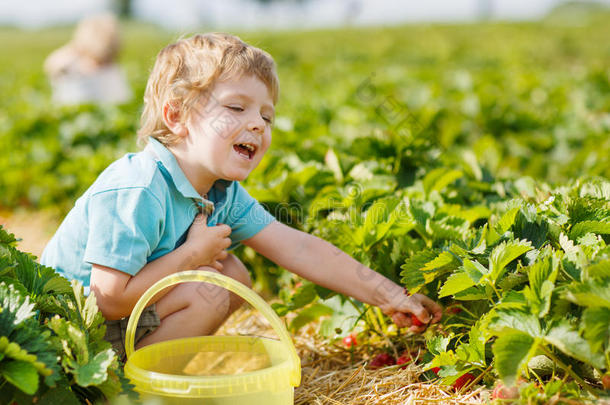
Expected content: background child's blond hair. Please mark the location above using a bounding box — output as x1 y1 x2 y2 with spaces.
72 13 120 66
138 33 279 146
44 13 121 78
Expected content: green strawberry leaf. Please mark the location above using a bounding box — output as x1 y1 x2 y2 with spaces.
453 285 488 301
581 307 610 354
289 303 333 333
439 271 475 298
0 282 36 337
585 259 610 279
71 348 115 387
488 240 533 284
0 360 39 395
488 308 543 338
422 168 463 194
564 278 610 308
544 321 605 369
462 258 488 284
427 335 451 356
400 249 438 291
495 206 521 235
493 331 537 386
37 385 81 405
569 220 610 240
289 282 319 310
422 251 460 273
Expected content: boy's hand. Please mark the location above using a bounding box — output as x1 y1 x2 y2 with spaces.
183 214 232 271
380 290 443 334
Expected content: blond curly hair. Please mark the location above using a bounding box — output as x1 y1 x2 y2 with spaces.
137 33 279 146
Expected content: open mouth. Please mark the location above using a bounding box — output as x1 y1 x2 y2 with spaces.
233 143 257 160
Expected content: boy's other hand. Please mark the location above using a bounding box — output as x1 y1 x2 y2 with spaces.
183 214 232 271
380 289 443 334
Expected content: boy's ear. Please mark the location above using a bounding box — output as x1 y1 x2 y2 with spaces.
162 101 188 138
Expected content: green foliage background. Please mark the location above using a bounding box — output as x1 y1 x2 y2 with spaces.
1 16 609 213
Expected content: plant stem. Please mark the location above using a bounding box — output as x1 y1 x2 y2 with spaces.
540 346 601 397
489 282 502 302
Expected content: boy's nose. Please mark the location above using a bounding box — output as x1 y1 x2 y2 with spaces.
247 122 262 133
247 115 265 134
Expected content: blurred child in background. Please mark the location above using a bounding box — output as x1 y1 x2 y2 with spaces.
44 13 132 105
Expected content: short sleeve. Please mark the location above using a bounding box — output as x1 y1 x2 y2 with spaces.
225 183 276 248
83 188 164 275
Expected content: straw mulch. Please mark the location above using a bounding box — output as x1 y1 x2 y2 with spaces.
217 306 488 405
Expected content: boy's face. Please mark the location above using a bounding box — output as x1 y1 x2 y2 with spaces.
183 74 274 183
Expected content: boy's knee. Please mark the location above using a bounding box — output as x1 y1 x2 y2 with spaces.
220 254 252 289
194 256 251 314
186 268 232 319
216 254 252 313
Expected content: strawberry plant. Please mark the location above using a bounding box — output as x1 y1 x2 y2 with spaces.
0 226 135 403
401 179 610 398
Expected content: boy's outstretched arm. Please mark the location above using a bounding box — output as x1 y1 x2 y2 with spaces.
243 221 443 332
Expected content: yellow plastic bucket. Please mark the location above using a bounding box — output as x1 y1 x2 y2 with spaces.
123 270 301 404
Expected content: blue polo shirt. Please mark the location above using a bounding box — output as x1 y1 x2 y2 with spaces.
41 137 275 294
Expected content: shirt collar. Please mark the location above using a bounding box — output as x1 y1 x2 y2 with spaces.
145 137 232 212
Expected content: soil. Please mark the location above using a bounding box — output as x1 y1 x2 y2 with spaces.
0 208 61 259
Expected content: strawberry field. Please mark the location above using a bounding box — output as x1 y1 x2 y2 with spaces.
1 11 610 404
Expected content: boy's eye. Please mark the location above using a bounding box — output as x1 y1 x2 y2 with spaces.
226 105 244 112
262 116 273 124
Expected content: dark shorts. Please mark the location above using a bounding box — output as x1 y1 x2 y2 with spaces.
104 304 161 363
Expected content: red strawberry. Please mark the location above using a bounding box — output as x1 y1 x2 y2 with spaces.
396 351 417 369
447 306 462 314
492 383 519 400
369 353 396 369
602 374 610 390
342 333 357 348
410 314 424 327
452 373 476 391
431 366 441 375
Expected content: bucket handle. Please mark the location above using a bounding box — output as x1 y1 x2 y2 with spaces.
124 270 301 387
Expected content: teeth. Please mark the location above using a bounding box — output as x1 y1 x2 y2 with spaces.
239 143 256 152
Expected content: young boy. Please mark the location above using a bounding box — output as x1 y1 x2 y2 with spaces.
41 33 442 362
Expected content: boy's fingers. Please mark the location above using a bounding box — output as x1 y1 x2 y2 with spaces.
408 301 431 324
210 261 223 271
391 312 411 329
420 297 443 323
194 213 208 226
430 305 443 323
411 294 443 324
409 324 428 333
414 309 431 325
221 237 232 249
216 250 228 261
215 224 232 236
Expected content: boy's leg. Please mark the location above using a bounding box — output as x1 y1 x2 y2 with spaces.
216 253 253 314
135 253 251 349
